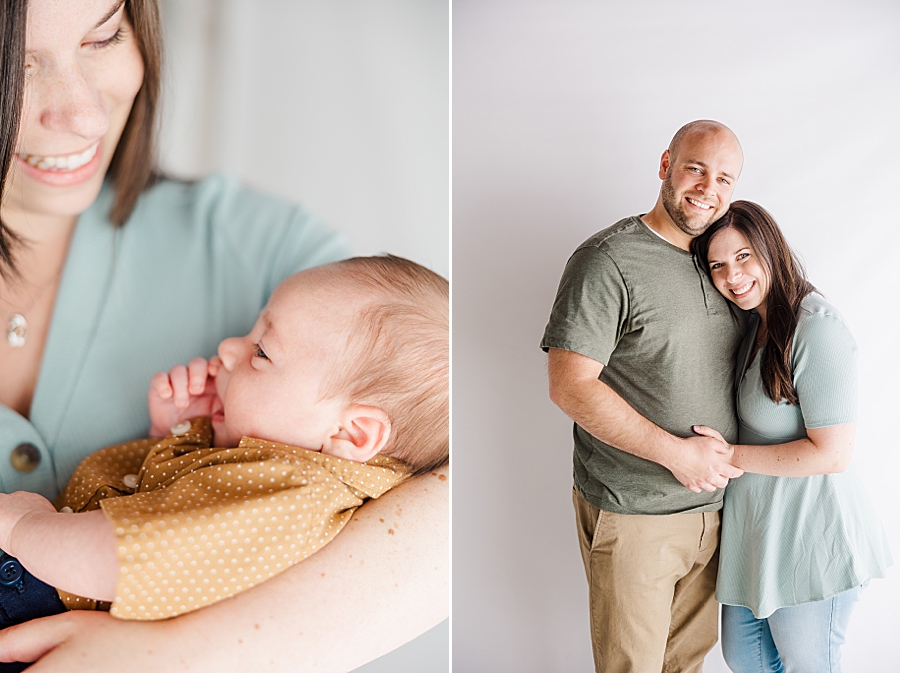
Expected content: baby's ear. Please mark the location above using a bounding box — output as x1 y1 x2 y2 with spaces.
326 405 391 462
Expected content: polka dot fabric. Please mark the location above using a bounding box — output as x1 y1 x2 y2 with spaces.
54 418 411 620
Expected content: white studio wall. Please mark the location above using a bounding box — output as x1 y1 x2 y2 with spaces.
453 1 899 671
158 0 448 279
157 2 448 671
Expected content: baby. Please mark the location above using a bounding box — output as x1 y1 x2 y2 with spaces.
0 255 448 622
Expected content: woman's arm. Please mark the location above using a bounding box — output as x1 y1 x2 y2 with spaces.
693 423 855 477
0 465 449 672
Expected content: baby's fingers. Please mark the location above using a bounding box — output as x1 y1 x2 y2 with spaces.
187 357 210 395
167 365 190 408
208 355 222 376
149 371 173 399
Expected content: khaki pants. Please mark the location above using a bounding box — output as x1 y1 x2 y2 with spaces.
573 487 720 673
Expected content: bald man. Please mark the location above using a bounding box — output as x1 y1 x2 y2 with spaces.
542 120 746 672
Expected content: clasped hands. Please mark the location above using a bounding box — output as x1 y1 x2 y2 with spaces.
668 425 742 494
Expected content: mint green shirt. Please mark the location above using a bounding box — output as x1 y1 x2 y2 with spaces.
716 293 892 617
0 176 350 499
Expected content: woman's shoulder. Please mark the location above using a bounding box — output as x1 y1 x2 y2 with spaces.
798 292 844 320
123 174 351 273
794 292 857 354
134 175 313 230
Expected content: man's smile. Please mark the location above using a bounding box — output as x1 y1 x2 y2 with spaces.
685 196 713 211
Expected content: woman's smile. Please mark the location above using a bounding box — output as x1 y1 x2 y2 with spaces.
18 140 100 171
1 0 144 226
14 139 104 186
729 279 756 298
707 226 769 313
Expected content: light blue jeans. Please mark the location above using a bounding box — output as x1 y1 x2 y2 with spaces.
721 584 865 673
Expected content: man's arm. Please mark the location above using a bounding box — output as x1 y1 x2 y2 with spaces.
547 348 743 493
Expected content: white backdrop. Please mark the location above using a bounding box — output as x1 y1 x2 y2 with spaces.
157 1 449 671
158 0 448 279
453 1 899 670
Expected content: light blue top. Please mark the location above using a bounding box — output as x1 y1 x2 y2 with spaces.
716 293 892 618
0 175 350 500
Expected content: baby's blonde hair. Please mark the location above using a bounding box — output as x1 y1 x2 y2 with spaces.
319 255 449 475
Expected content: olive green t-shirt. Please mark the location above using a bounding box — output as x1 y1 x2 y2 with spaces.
541 216 743 515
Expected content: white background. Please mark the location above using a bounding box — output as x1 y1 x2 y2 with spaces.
453 1 900 670
158 0 448 279
157 1 449 670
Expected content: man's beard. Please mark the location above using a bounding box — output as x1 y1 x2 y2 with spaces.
660 175 716 237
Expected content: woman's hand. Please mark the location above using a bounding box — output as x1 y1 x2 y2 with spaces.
147 357 221 437
667 432 742 493
0 611 170 670
665 425 740 493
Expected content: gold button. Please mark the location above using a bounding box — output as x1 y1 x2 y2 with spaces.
10 443 40 473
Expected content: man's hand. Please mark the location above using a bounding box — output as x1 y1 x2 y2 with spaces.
549 349 743 494
0 492 56 554
664 426 742 493
148 356 221 437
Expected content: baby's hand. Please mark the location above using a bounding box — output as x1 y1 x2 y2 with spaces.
148 357 221 437
0 491 56 554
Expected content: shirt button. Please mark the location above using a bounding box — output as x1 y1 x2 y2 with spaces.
0 558 23 587
59 506 74 514
10 443 41 473
123 474 139 489
170 421 192 435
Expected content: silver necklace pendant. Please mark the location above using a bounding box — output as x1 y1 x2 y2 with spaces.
7 314 26 348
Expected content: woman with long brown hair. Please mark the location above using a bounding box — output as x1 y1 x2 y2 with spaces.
0 0 446 670
691 201 890 672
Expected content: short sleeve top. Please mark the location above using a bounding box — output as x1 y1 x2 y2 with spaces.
541 217 743 515
0 176 351 499
716 293 892 617
54 418 410 620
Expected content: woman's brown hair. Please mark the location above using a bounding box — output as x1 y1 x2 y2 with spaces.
692 200 816 405
0 0 162 281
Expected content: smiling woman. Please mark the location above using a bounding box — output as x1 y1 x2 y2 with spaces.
690 201 890 672
0 0 447 671
706 228 770 315
6 0 155 235
9 3 141 225
0 0 159 420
